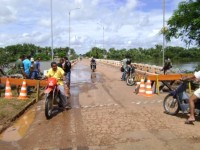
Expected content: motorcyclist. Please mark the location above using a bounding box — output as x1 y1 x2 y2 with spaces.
90 57 96 70
161 58 172 74
121 56 132 81
43 62 71 109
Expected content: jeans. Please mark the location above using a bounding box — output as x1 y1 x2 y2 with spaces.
122 71 127 81
25 73 31 93
30 71 38 79
58 85 68 107
65 71 71 85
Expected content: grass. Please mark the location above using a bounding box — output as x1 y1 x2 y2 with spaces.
0 98 32 126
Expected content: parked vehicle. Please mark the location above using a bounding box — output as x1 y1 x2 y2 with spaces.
126 65 136 86
163 80 200 115
44 77 62 119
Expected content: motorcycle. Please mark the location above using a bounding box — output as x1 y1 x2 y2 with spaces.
44 77 62 119
163 80 200 115
126 65 136 86
91 62 96 72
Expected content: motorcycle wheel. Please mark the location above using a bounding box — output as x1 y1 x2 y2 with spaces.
163 94 180 115
45 93 53 119
126 75 136 86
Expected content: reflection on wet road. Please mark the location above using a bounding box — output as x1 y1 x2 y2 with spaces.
71 63 100 85
0 108 36 142
70 63 101 109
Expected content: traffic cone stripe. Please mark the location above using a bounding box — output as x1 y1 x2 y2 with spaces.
140 84 145 87
21 87 26 90
139 89 145 92
5 93 12 96
146 85 151 88
146 91 152 94
20 93 27 96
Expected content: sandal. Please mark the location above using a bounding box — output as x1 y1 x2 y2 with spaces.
185 119 195 125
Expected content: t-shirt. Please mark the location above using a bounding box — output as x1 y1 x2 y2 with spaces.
63 61 71 73
122 58 127 69
23 59 31 76
35 61 40 72
194 71 200 80
15 59 24 74
46 67 65 85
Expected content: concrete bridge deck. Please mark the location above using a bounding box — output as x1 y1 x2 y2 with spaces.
0 59 199 150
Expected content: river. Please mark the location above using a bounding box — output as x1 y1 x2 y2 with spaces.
136 59 199 72
40 59 198 74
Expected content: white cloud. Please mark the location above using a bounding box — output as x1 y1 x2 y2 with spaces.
0 0 188 54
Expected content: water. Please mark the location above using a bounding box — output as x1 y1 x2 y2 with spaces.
135 59 198 72
11 59 198 75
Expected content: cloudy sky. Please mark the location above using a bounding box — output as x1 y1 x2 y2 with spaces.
0 0 185 54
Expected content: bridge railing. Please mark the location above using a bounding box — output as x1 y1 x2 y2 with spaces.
97 59 163 75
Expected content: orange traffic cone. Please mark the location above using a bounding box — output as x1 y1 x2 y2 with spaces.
144 79 153 97
4 79 13 99
18 80 28 100
138 78 145 95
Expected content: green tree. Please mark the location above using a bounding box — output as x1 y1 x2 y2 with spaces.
165 0 200 46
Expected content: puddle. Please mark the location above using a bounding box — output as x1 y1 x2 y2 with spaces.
71 63 101 84
0 108 36 142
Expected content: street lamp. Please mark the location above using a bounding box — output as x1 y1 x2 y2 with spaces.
97 23 104 49
68 7 80 57
50 0 54 61
162 0 166 66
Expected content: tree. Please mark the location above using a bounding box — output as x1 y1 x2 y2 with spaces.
165 0 200 46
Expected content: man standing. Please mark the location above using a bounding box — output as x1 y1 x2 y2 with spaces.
63 57 71 97
15 55 25 77
35 57 41 76
63 57 71 85
23 55 31 78
23 55 31 93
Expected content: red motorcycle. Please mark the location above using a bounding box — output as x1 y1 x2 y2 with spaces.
44 77 62 119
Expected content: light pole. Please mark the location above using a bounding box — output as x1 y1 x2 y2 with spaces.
97 23 104 49
68 7 80 57
50 0 54 61
162 0 166 66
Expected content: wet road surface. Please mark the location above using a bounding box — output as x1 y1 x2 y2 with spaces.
1 59 200 150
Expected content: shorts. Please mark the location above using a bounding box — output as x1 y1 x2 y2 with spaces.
194 88 200 98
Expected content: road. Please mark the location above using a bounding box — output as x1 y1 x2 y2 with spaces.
0 59 200 150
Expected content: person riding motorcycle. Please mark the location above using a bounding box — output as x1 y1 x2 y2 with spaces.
90 57 96 70
182 71 200 124
43 62 71 109
121 56 132 81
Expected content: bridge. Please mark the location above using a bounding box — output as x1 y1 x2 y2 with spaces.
0 59 199 150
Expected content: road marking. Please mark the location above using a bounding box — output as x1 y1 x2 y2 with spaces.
131 100 163 105
136 101 141 105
